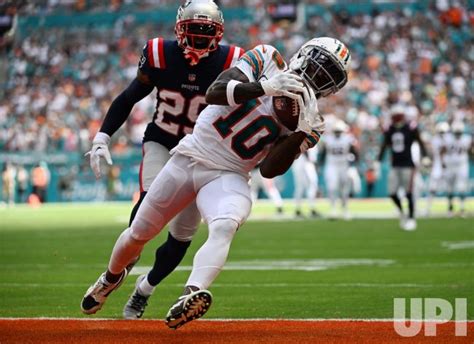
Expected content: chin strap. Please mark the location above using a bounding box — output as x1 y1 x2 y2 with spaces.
183 47 209 66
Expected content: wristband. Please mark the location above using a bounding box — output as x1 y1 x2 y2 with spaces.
226 80 242 107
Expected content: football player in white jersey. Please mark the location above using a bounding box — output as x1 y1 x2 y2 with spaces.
321 120 358 219
444 122 472 216
81 37 351 328
425 122 449 215
292 147 320 218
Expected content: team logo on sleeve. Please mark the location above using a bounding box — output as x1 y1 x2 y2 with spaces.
139 55 147 68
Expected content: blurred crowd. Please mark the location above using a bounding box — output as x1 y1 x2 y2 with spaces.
0 0 472 168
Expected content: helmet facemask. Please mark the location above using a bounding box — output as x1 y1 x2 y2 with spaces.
291 46 348 98
175 1 224 65
289 37 350 99
176 19 223 51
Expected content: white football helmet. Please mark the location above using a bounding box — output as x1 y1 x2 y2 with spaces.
289 37 351 98
333 119 348 133
435 122 450 134
451 121 465 134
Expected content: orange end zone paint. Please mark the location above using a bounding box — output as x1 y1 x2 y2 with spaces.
0 319 472 344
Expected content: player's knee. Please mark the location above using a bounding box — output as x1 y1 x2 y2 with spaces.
168 222 197 242
119 227 148 246
208 218 239 243
130 213 165 242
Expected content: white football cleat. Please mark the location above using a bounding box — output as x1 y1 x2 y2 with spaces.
81 270 128 315
398 213 406 229
403 218 417 231
166 289 212 329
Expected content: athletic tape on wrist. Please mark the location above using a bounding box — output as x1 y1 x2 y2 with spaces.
226 80 242 107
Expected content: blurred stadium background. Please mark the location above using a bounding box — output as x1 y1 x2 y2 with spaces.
0 1 473 341
0 0 472 207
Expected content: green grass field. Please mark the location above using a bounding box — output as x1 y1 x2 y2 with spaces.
0 201 472 320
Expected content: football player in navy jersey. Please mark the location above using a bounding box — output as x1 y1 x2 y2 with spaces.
82 0 243 319
377 105 429 231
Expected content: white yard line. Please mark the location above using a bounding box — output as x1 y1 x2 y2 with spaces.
442 241 474 250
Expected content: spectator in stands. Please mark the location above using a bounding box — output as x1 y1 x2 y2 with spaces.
31 162 50 203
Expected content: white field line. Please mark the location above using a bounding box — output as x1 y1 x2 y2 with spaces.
0 282 462 288
442 241 474 250
129 259 395 273
0 317 472 323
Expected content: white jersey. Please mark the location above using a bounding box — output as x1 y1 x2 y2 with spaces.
323 133 355 167
431 134 446 169
444 133 471 167
173 45 292 175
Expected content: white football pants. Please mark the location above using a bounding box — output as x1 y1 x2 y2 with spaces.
109 153 252 289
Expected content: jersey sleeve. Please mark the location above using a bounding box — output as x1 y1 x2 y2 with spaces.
138 38 167 77
225 46 245 69
234 44 287 82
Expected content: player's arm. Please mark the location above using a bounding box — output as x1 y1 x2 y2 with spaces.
100 71 154 136
205 67 263 105
206 45 305 106
414 128 428 158
350 145 359 163
259 132 307 178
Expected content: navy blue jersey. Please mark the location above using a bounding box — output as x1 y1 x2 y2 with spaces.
139 37 243 150
385 123 419 167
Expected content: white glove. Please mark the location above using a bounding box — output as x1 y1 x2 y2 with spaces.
296 86 323 134
85 132 113 179
260 71 305 100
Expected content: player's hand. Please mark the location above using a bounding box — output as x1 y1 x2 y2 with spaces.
260 71 305 100
421 156 432 168
296 86 323 134
85 132 113 179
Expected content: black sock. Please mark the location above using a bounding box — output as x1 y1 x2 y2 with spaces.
147 233 191 286
105 270 123 284
407 193 415 219
448 194 454 212
390 194 403 213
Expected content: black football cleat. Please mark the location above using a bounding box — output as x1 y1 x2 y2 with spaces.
165 289 212 329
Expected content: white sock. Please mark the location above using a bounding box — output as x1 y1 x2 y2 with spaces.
186 219 238 289
138 275 155 296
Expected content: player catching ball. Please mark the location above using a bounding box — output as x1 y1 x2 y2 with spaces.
81 37 351 329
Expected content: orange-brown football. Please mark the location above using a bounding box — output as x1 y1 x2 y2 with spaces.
272 95 299 131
